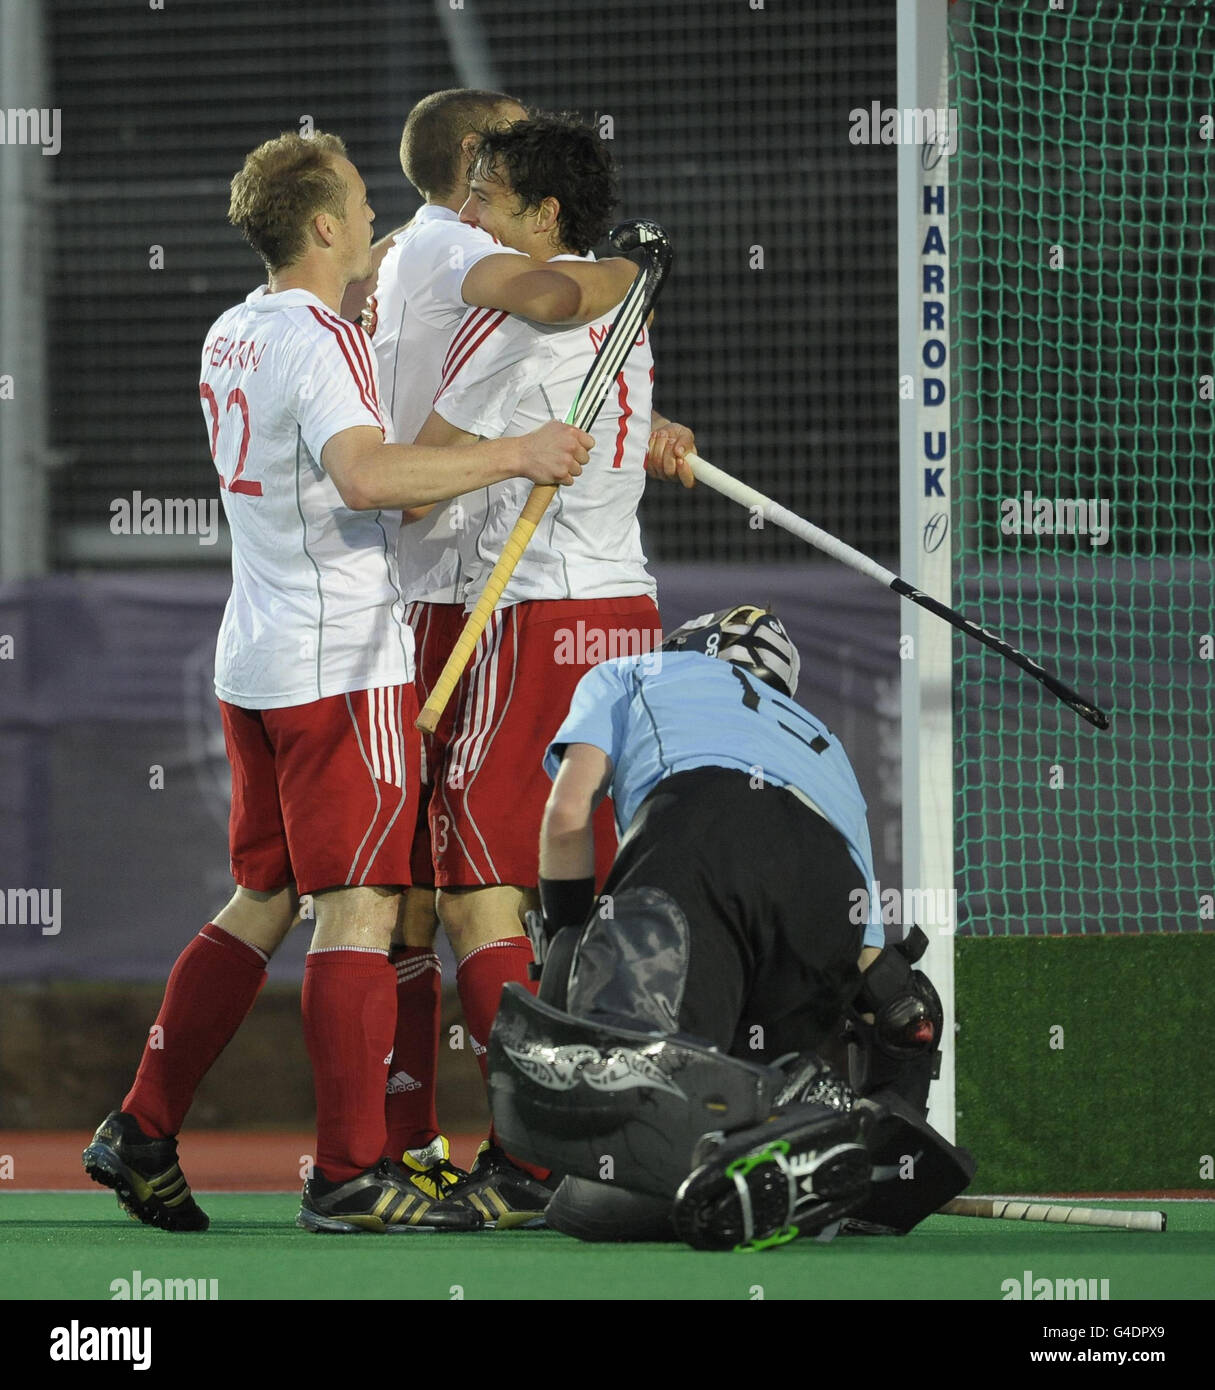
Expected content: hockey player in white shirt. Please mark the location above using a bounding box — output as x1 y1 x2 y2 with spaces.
344 91 696 1217
83 129 592 1236
408 114 688 1224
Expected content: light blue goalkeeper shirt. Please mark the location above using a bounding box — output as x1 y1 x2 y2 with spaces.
544 650 883 947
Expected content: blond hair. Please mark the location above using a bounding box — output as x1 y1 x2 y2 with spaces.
228 131 348 271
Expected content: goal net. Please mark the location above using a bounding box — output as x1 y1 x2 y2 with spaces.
951 0 1214 938
901 0 1215 1136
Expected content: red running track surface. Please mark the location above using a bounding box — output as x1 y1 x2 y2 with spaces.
2 1131 486 1191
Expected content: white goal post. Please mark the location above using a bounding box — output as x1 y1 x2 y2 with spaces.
897 0 955 1142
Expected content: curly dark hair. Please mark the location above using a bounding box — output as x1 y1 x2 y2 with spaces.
469 113 618 257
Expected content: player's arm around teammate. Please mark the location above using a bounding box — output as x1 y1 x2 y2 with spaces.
383 405 695 517
322 416 588 511
347 216 638 327
416 118 663 968
341 92 638 329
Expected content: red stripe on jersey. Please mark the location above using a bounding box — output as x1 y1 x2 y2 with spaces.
435 311 508 403
611 372 631 469
307 306 379 424
307 306 384 432
327 309 385 433
441 307 494 381
436 310 507 401
343 312 383 415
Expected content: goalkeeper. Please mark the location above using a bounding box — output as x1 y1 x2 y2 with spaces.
486 605 973 1250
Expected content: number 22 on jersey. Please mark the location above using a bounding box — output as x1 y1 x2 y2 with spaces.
199 383 263 496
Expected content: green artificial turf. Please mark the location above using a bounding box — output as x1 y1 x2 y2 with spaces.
956 934 1215 1192
2 1193 1211 1301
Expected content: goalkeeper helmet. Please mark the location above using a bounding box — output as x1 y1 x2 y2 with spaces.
660 604 800 698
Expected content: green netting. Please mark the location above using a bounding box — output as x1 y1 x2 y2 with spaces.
948 1 1214 935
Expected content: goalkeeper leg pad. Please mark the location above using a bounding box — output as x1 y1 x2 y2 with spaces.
842 1090 977 1235
488 983 785 1199
536 925 580 1012
565 886 690 1033
539 885 690 1022
545 1175 678 1242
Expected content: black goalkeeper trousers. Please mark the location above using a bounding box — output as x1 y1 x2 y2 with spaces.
569 766 865 1063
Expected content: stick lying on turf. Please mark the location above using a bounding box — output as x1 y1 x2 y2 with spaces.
684 452 1111 731
940 1196 1165 1232
416 220 674 735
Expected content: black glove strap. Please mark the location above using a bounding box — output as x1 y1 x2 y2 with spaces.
538 876 596 934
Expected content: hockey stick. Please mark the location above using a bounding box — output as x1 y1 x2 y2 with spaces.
416 220 673 734
940 1196 1165 1232
685 452 1111 731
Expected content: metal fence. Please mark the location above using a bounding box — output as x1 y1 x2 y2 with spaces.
40 0 899 567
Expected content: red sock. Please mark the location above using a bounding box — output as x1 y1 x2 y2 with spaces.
123 923 268 1139
302 948 397 1182
383 947 442 1157
456 937 535 1082
456 936 548 1180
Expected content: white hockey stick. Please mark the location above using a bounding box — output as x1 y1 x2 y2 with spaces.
941 1195 1165 1232
684 452 1110 730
